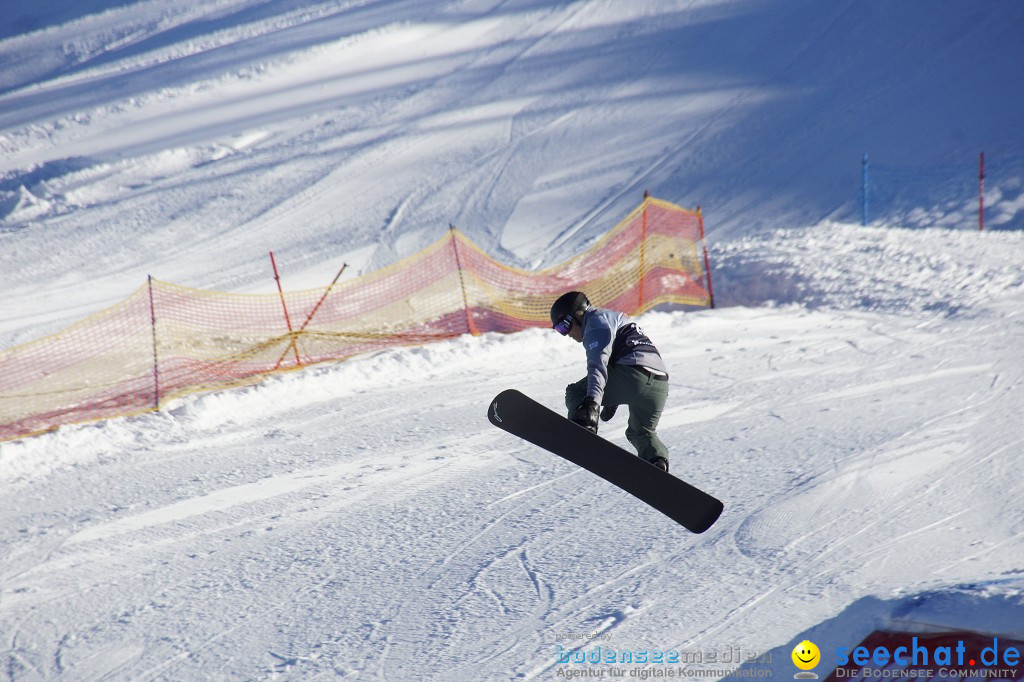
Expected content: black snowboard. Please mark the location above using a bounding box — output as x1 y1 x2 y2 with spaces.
487 389 723 533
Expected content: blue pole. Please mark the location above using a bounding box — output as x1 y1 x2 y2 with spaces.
861 153 869 226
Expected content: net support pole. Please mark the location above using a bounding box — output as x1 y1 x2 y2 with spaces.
697 207 716 309
639 190 649 311
862 152 869 226
273 262 348 370
270 251 302 367
979 151 985 232
449 225 477 336
297 263 347 333
147 275 161 410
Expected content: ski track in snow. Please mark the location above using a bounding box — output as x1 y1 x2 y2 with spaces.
1 0 1024 680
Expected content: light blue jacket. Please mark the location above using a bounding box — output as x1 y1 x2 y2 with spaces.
580 307 668 403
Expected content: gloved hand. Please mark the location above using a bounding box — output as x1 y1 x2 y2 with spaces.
570 397 600 433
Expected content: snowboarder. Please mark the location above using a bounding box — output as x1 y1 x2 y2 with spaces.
550 291 671 472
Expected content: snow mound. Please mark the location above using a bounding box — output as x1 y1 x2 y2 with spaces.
714 224 1024 315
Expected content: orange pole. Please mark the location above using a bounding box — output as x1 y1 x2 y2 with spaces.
639 190 649 311
297 263 347 333
272 263 347 370
147 275 160 409
979 151 985 232
270 251 301 367
698 207 715 309
449 226 477 336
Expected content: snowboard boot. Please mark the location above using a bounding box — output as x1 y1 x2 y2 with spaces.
649 457 669 473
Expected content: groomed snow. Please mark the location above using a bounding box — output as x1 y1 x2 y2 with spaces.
3 224 1023 679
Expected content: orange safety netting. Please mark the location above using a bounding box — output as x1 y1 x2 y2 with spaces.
0 196 712 442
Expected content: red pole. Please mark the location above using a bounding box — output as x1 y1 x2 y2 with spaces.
296 263 347 333
270 251 301 367
697 207 715 309
449 225 477 336
273 263 347 370
639 190 649 311
979 151 985 232
147 275 160 410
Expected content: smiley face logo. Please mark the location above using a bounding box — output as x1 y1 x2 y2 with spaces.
792 640 821 671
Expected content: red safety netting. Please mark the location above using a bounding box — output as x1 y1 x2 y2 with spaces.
0 195 712 442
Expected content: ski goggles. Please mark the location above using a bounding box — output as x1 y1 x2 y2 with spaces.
553 313 574 336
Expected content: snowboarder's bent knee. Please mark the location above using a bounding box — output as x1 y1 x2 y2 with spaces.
551 291 671 470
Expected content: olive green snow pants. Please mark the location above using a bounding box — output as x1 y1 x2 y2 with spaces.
565 364 670 464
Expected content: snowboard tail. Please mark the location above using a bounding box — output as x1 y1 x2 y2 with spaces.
488 389 723 533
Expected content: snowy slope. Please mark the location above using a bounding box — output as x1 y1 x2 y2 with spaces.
2 1 1024 680
1 0 1022 344
3 226 1023 680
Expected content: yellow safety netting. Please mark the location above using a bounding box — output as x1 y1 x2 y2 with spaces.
0 196 712 441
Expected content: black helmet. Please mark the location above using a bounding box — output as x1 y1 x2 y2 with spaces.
550 291 591 332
